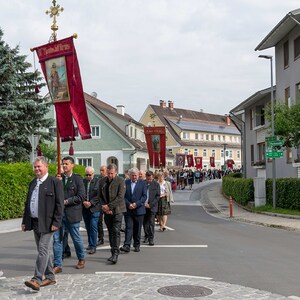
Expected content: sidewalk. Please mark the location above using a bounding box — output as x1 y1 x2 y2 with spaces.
0 180 299 299
197 180 300 232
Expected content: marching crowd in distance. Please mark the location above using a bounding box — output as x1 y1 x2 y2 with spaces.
21 155 240 291
21 156 174 291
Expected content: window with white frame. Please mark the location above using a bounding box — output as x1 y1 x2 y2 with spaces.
195 133 199 140
200 134 204 140
184 148 189 155
211 134 214 141
203 149 207 157
91 125 101 138
130 126 133 137
222 135 225 141
237 150 240 159
77 158 92 167
218 135 221 141
194 148 198 156
220 149 224 157
182 132 190 139
205 134 209 141
228 150 233 158
211 149 216 157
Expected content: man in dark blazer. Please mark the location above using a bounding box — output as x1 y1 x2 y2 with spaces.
22 156 64 291
143 171 160 246
120 167 147 253
82 166 100 254
98 163 126 264
52 156 86 273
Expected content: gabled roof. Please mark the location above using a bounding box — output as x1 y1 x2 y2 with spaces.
230 86 276 113
168 118 239 135
255 9 300 51
84 93 147 151
149 104 238 146
84 93 143 126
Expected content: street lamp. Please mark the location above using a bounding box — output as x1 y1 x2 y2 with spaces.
259 54 276 208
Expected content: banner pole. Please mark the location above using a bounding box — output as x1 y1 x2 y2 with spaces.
46 0 64 175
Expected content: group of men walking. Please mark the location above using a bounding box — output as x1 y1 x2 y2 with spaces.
21 156 163 291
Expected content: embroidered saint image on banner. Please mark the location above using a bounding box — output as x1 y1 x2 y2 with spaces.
46 57 70 103
152 135 160 152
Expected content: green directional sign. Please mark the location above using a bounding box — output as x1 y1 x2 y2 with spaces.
266 135 284 147
266 149 284 158
268 140 284 147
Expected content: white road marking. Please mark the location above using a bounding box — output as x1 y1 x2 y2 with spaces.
96 245 208 250
94 271 213 281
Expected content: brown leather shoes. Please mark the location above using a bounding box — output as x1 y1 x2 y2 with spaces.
40 278 56 287
75 259 85 269
53 266 62 274
24 280 40 291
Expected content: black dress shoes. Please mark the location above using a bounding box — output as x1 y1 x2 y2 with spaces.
120 246 130 253
97 239 104 245
143 238 148 243
134 246 140 252
107 254 118 264
148 240 154 246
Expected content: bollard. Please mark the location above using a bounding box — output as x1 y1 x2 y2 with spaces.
229 196 233 218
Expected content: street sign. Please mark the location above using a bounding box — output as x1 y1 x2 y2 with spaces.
268 140 284 147
266 149 284 158
266 135 284 147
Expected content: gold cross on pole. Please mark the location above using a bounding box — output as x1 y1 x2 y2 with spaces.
46 0 64 42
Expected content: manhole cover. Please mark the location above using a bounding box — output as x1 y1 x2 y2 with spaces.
157 285 213 298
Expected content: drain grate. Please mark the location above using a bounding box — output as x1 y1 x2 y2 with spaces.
157 285 213 298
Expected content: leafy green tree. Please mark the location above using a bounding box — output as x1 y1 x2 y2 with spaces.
40 143 57 163
266 101 300 159
0 28 54 162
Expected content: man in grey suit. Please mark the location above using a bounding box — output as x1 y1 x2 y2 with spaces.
98 164 126 264
143 171 160 246
82 166 100 254
22 156 64 291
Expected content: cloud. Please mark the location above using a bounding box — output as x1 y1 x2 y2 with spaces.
1 0 299 119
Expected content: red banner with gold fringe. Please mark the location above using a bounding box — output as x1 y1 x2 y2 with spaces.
186 154 194 167
33 36 91 142
144 126 166 168
194 157 202 169
210 156 215 168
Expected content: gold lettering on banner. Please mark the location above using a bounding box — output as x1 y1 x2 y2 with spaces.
37 44 71 57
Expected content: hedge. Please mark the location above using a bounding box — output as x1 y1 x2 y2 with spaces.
266 178 300 210
222 174 254 206
0 162 85 220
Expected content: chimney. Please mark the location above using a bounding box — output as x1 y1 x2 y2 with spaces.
168 100 174 109
225 114 231 126
159 100 166 107
116 105 125 116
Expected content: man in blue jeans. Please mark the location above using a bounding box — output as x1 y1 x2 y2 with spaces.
82 166 100 254
53 156 86 273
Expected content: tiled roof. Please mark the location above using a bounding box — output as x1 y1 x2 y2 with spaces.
168 119 239 135
149 104 238 145
84 93 143 126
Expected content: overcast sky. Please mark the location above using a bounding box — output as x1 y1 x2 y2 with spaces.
1 0 300 120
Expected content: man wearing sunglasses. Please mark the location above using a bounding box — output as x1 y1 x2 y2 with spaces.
82 167 101 254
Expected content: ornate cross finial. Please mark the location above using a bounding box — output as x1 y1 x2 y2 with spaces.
149 113 156 126
46 0 64 42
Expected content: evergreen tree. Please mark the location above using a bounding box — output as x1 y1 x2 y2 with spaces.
0 28 54 162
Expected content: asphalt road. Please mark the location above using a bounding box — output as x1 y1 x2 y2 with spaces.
0 184 299 297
